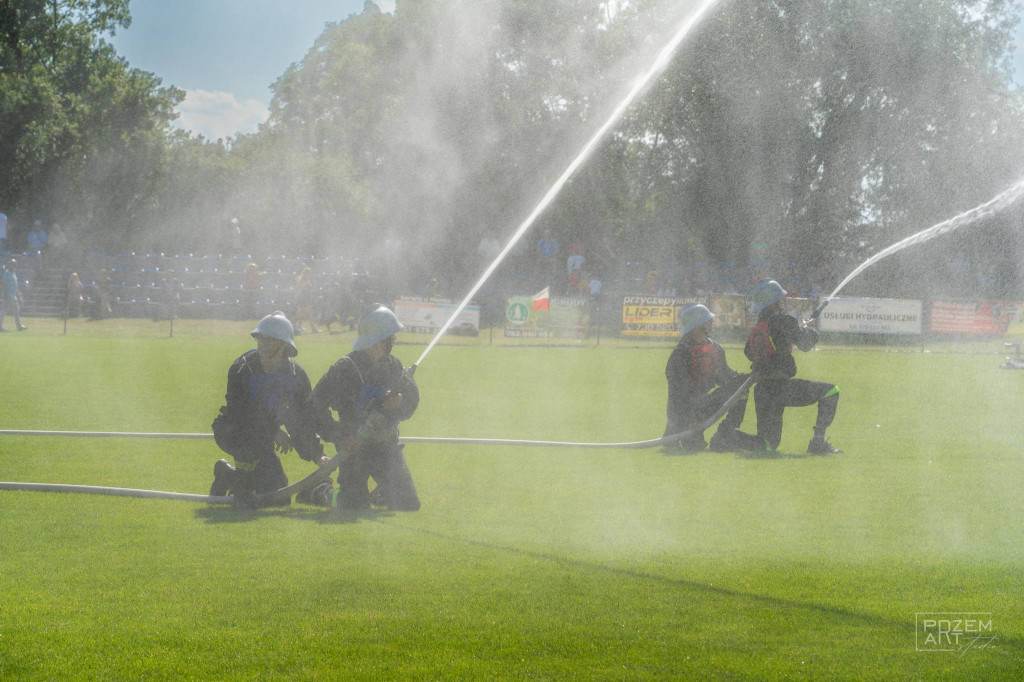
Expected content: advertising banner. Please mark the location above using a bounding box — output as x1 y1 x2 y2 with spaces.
394 298 480 336
929 300 1022 336
504 295 590 338
620 295 706 337
708 294 815 330
818 297 923 335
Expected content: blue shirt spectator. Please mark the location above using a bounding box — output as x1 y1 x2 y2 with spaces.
1 259 27 331
26 221 47 251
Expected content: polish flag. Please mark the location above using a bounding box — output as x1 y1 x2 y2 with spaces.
531 286 550 311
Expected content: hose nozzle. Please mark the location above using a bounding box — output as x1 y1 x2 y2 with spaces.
803 298 831 324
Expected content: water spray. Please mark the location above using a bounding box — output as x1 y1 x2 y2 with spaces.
3 2 735 505
409 0 722 375
806 176 1024 321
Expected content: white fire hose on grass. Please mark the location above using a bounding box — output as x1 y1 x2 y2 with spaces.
0 376 755 504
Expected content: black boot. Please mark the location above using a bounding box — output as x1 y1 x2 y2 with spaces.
807 436 843 454
708 428 734 452
209 458 238 497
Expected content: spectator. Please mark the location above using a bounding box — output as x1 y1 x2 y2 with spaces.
293 266 318 334
568 266 585 295
1 258 28 331
242 262 262 318
0 212 7 251
566 234 585 276
209 311 328 508
48 223 69 269
26 220 47 252
90 268 113 320
66 272 84 318
588 273 602 300
536 229 559 277
25 220 47 282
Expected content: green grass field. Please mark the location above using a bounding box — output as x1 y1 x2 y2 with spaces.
2 317 1022 679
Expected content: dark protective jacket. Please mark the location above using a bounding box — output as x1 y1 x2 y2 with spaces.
666 336 737 426
744 310 818 379
311 350 419 447
213 350 324 462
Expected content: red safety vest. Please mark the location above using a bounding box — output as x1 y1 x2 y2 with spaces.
746 320 777 362
688 343 719 384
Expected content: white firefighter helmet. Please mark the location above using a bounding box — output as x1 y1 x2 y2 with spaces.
353 304 404 351
749 279 787 314
251 310 298 357
679 302 715 337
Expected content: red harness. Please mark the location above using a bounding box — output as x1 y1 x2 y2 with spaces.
688 343 719 384
746 320 776 362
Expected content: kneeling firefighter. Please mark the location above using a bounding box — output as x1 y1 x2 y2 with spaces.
302 304 421 511
743 279 842 454
209 311 328 508
664 303 761 452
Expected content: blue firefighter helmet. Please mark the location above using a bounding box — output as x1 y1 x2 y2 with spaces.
679 302 715 337
353 304 404 351
251 310 298 357
749 279 787 314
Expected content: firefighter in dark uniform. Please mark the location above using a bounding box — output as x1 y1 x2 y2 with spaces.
303 304 421 511
664 303 761 452
743 280 842 454
209 311 328 508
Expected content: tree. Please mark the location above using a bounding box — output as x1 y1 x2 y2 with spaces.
0 0 181 247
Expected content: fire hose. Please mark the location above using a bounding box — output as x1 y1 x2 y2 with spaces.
0 376 755 505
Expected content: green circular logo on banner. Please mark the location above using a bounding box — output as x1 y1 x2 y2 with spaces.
506 301 529 324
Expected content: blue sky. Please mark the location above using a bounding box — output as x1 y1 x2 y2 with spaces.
109 0 395 140
110 1 1024 141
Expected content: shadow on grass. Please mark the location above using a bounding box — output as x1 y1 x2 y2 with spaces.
734 451 838 460
659 449 837 460
376 520 1024 655
193 504 394 525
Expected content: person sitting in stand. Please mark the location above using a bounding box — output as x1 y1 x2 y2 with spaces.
664 303 760 453
743 279 842 455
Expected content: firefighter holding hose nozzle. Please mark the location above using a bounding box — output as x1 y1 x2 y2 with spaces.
301 304 421 510
744 279 842 455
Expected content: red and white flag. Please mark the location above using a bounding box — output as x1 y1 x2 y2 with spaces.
531 286 550 312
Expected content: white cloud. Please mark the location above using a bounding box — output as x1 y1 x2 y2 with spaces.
173 89 269 141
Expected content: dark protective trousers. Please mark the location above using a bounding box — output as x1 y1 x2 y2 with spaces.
753 378 839 451
664 373 758 448
337 443 420 511
212 419 289 504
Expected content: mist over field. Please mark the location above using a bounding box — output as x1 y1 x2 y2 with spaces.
4 0 1023 302
3 1 1024 676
